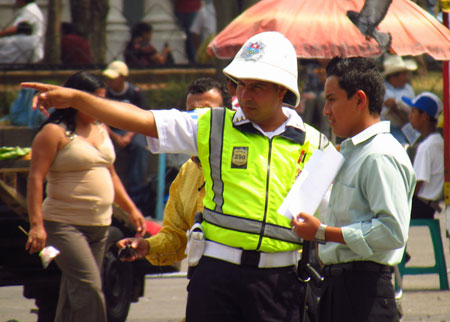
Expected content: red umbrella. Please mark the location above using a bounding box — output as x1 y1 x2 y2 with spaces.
209 0 450 229
208 0 450 60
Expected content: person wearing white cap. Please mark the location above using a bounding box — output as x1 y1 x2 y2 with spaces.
22 31 330 321
382 54 418 144
402 92 444 219
102 60 151 212
102 61 147 110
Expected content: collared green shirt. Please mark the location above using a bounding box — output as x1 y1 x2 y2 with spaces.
319 121 416 266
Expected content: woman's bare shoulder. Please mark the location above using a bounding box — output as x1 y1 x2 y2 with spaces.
34 123 66 144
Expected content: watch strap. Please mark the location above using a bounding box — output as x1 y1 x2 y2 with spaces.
313 223 327 244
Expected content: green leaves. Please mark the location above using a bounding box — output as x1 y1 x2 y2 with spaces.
0 146 31 160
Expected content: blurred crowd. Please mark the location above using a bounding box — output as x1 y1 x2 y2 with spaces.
0 0 445 67
0 0 219 66
0 0 448 316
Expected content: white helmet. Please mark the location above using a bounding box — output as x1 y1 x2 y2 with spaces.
223 31 300 107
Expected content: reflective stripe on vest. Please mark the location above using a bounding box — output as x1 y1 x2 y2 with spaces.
210 108 225 212
197 107 325 252
203 208 302 245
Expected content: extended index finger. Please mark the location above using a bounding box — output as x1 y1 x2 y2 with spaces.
20 82 60 92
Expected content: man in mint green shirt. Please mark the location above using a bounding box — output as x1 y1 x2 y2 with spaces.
291 56 416 322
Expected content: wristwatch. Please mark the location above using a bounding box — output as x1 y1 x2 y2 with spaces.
313 223 328 244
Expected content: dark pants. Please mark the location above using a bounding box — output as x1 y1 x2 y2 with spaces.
186 256 304 322
175 11 197 63
319 262 398 322
411 196 436 219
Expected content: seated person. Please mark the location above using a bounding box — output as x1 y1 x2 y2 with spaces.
124 22 172 67
60 22 93 65
402 92 444 219
0 22 36 63
0 0 45 63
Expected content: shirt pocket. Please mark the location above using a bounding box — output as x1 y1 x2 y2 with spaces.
329 181 356 224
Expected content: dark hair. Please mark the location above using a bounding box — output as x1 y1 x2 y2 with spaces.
416 108 439 125
61 22 76 35
326 56 385 115
40 71 104 132
186 77 231 109
227 78 237 89
131 22 152 39
16 22 32 35
385 71 407 81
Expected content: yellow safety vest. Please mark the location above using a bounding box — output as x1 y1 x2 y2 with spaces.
197 108 328 253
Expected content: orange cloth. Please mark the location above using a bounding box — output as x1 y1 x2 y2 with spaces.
145 158 205 266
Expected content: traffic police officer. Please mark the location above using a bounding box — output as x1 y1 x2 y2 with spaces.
23 31 329 322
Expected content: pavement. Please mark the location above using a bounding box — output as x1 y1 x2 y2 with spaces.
393 214 450 322
1 217 450 322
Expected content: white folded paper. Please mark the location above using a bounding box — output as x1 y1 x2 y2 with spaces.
401 122 421 146
278 145 344 219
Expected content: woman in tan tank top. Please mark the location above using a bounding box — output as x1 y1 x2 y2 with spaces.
26 71 146 322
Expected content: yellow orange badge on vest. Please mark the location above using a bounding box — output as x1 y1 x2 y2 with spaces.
231 147 248 169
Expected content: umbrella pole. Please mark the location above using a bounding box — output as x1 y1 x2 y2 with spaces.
443 11 450 236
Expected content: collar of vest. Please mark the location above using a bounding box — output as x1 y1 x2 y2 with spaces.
232 121 305 145
231 107 306 145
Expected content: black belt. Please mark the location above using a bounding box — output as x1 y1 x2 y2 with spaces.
323 261 393 277
419 197 434 207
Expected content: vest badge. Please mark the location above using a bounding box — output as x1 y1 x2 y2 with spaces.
231 147 248 169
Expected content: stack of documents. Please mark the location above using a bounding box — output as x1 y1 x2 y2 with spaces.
278 146 344 219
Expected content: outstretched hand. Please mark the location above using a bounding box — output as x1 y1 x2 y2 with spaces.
116 237 149 262
21 82 79 117
290 212 321 241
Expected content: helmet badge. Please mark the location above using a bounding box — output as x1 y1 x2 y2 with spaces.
242 41 265 61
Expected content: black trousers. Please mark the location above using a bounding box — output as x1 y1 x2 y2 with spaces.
186 256 304 322
319 262 398 322
411 196 436 219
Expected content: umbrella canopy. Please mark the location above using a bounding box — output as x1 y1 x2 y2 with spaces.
208 0 450 60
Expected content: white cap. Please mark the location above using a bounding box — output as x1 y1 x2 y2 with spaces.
383 55 417 77
223 31 300 107
103 60 129 79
